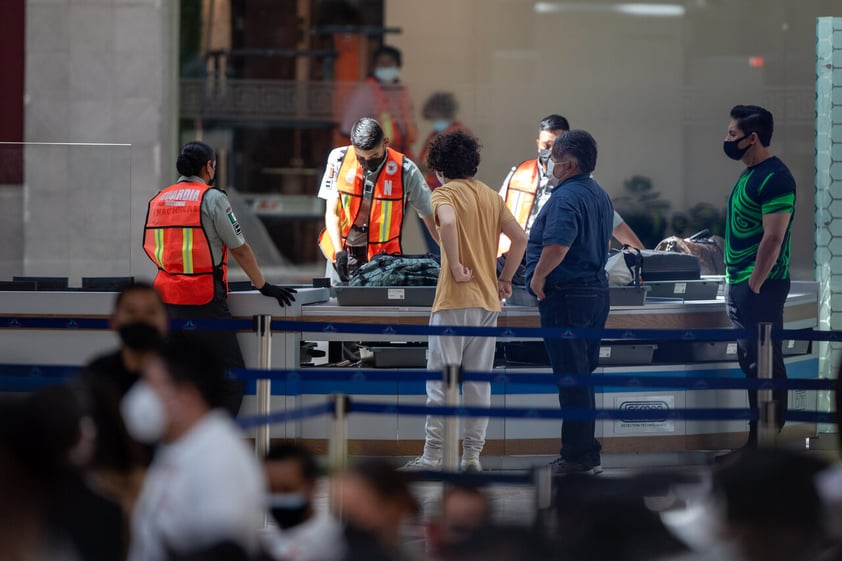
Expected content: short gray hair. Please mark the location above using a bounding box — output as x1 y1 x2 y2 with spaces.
552 130 598 174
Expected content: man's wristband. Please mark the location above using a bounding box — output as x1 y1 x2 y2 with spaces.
498 278 512 284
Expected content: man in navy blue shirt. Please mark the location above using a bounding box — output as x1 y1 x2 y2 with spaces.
526 130 613 475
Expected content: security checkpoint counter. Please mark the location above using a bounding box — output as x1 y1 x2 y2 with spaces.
251 281 819 458
0 282 820 461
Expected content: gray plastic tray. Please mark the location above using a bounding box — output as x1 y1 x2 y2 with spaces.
645 280 720 300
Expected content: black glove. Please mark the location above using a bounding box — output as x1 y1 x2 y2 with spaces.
259 283 297 307
334 250 350 282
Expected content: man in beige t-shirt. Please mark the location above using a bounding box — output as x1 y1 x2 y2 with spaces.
403 131 527 472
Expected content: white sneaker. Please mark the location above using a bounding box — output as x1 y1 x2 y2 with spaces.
399 456 441 471
461 458 483 472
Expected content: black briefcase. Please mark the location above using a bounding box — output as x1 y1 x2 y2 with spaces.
639 250 701 281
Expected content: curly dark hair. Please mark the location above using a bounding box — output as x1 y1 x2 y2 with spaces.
425 130 480 180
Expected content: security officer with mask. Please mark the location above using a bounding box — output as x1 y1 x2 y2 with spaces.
498 115 643 283
318 118 439 282
143 141 296 415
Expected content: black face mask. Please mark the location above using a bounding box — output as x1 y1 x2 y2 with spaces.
270 504 311 529
723 135 750 160
118 323 162 352
360 152 386 172
538 149 551 166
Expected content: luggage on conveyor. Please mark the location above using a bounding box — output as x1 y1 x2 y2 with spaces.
655 230 725 276
638 249 701 282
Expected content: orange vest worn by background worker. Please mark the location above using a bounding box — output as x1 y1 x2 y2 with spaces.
497 159 540 256
368 77 417 159
143 182 227 306
318 147 406 261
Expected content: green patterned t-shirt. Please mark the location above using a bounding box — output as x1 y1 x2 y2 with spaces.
725 156 796 284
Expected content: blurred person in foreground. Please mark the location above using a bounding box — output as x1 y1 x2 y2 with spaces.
713 448 828 561
526 130 613 475
9 385 125 561
333 459 420 561
260 442 343 561
82 282 167 478
125 333 265 561
439 525 550 561
403 131 526 472
554 473 690 561
426 483 491 557
85 282 169 398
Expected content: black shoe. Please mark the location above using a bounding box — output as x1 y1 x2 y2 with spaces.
549 457 600 475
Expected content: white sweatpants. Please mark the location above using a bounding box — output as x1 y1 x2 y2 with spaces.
422 308 497 462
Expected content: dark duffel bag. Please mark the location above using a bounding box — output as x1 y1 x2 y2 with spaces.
655 230 725 276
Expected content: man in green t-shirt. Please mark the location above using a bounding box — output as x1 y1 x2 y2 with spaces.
723 104 796 449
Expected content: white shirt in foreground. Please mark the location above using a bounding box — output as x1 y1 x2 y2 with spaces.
129 411 266 561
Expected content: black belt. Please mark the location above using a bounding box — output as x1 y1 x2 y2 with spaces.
351 224 368 233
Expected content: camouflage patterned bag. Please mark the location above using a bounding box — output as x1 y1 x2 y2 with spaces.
349 252 441 286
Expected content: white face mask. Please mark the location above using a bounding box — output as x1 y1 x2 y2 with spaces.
120 380 167 443
435 171 446 185
373 67 400 83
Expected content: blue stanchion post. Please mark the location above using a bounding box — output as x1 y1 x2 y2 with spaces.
443 364 461 471
255 315 272 458
330 394 349 471
757 322 776 447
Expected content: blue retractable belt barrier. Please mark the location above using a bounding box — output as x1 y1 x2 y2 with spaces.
0 364 834 392
225 368 834 391
6 315 842 344
236 401 336 430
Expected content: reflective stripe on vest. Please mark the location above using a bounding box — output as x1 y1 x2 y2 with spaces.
335 147 405 261
498 160 540 256
142 182 224 306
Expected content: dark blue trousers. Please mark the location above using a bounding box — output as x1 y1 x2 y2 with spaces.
538 279 610 468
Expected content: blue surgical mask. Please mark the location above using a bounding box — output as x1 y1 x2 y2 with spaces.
373 67 400 83
432 120 451 133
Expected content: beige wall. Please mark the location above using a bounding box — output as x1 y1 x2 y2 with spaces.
21 0 179 283
388 0 835 279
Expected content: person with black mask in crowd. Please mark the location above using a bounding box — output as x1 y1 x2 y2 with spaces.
86 282 169 398
260 442 344 561
82 282 167 477
143 141 296 415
